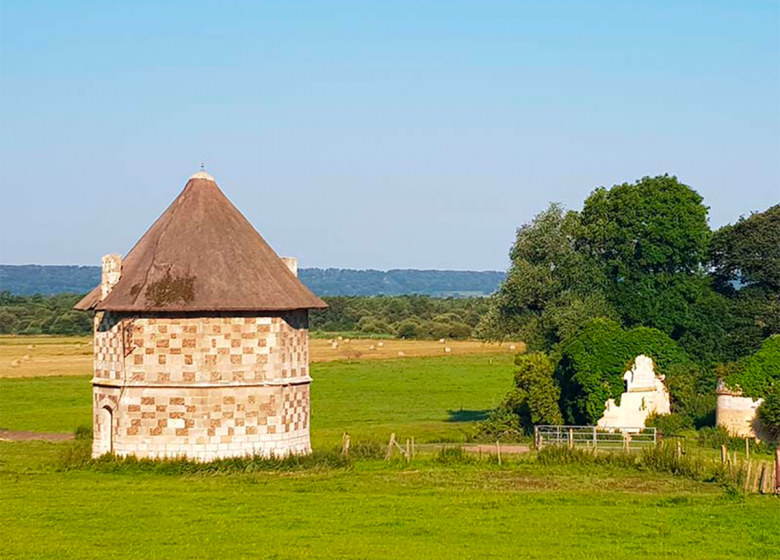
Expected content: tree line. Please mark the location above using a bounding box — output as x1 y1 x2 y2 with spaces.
476 175 780 438
0 292 488 340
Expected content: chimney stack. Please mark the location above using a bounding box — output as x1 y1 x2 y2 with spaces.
281 257 298 277
101 254 122 300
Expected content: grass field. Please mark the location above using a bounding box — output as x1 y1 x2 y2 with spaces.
1 351 778 559
0 335 523 378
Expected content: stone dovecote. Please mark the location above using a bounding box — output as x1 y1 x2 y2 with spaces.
75 171 326 460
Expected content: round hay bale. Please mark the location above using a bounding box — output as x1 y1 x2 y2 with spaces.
439 338 445 344
377 342 385 348
509 344 517 351
331 342 339 349
369 345 376 351
397 351 405 357
11 359 21 367
22 354 31 361
338 336 344 341
444 347 452 353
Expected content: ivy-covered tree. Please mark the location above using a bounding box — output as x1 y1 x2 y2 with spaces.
556 318 693 425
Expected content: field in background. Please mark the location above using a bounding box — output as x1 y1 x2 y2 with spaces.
0 335 523 378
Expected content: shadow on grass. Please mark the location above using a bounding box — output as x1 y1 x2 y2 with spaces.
447 409 490 423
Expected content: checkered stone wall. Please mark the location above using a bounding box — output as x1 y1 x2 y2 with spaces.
91 311 312 460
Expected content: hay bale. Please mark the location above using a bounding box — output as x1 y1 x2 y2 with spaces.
509 344 517 351
397 351 406 357
22 354 31 361
11 359 21 367
331 342 339 349
377 342 385 348
344 338 351 343
369 345 376 351
338 336 344 341
439 338 445 344
444 347 452 353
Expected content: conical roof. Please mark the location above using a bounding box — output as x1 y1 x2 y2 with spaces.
74 173 327 313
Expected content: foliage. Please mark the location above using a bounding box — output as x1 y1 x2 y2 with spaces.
556 318 692 425
0 292 92 335
504 353 563 431
757 387 780 439
645 413 693 436
710 204 780 292
577 175 710 277
696 426 775 454
723 335 780 398
477 203 615 348
710 205 780 358
722 335 780 436
311 295 487 339
0 292 489 340
473 408 525 442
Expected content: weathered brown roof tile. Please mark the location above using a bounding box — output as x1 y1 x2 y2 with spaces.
74 173 327 312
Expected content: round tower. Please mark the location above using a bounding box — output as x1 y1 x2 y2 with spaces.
715 379 764 439
75 171 327 460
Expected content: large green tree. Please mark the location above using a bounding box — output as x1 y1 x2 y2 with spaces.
576 175 732 364
710 205 780 357
476 203 615 349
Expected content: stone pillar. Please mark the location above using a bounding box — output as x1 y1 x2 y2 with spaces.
281 257 298 277
101 254 122 300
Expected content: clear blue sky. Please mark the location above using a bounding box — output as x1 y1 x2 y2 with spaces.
1 1 778 270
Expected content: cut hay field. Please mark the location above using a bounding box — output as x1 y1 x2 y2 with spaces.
0 335 523 378
1 353 778 559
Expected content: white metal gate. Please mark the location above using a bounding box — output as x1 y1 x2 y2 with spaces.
534 425 657 451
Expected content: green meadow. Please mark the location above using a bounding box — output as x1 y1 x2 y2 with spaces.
1 354 778 560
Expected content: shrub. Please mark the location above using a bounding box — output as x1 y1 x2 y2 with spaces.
474 408 524 442
757 386 780 439
74 425 93 440
507 352 563 431
645 413 693 436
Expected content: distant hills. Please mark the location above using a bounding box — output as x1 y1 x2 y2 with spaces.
0 265 505 298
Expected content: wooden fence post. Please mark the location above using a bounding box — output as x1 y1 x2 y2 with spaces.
342 433 350 459
593 426 597 451
496 440 502 465
720 445 727 466
676 440 682 461
744 461 752 493
775 448 780 494
385 433 396 461
405 439 411 463
568 428 573 450
745 438 750 461
411 437 415 459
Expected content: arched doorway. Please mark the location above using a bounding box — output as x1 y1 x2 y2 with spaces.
98 406 114 454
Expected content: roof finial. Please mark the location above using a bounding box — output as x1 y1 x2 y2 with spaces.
189 164 215 182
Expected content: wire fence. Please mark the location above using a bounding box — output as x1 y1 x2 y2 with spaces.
534 425 657 452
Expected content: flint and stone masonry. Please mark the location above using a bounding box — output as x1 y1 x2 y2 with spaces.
77 171 327 460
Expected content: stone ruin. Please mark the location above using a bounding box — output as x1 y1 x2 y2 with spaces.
597 355 671 432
